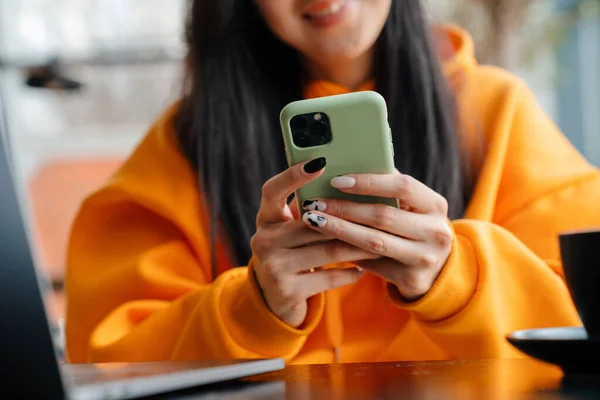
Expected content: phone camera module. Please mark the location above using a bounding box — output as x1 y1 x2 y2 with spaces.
290 112 332 148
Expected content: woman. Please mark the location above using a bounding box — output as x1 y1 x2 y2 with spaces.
66 0 600 364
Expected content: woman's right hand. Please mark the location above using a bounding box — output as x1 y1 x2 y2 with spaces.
251 158 379 328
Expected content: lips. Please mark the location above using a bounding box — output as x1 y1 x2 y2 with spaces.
303 0 347 19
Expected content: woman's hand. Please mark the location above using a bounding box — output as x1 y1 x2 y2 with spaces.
251 158 379 328
301 171 453 302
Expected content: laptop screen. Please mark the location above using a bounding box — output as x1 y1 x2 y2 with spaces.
0 74 66 398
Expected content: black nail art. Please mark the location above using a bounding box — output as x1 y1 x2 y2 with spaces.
303 157 327 174
304 212 327 228
303 199 328 212
303 200 316 208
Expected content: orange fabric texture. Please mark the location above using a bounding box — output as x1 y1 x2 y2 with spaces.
66 26 600 364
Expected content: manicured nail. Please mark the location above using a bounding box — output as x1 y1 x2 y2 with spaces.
303 157 327 174
303 212 327 228
303 199 327 212
331 176 356 189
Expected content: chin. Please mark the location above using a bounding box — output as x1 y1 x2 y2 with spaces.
315 46 374 66
310 33 374 61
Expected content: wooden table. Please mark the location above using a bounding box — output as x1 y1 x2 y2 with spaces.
160 359 600 399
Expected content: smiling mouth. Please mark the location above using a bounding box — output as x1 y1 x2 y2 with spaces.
304 0 347 20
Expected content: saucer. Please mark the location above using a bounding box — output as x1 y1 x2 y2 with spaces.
507 327 600 374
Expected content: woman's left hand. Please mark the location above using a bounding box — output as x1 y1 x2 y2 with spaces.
301 171 453 302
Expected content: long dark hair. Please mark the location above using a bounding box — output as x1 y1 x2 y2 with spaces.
176 0 470 275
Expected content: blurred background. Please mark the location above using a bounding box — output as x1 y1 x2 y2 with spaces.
0 0 599 358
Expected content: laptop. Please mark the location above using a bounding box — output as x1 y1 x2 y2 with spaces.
0 82 284 399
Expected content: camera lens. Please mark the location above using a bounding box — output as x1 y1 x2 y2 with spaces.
311 120 330 140
294 132 311 148
291 115 309 131
311 120 329 137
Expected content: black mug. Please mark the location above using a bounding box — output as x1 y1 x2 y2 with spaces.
559 229 600 337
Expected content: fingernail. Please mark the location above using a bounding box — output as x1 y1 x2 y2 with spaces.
331 176 356 189
302 199 327 212
303 212 327 228
303 157 327 174
357 266 365 273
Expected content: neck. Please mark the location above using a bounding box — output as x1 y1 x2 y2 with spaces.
302 49 374 89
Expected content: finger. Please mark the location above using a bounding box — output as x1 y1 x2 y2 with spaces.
252 222 330 259
257 157 327 226
330 172 448 215
302 211 438 267
357 259 429 302
276 220 333 248
282 240 380 274
356 258 400 284
289 197 300 220
299 268 366 299
303 198 452 242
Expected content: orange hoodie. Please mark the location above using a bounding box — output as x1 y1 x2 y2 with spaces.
65 26 600 364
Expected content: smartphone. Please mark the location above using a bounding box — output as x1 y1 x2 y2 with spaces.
280 90 399 215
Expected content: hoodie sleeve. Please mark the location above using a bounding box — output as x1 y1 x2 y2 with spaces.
386 72 600 358
65 108 325 363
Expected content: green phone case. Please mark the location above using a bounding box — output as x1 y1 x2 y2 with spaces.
280 91 399 214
